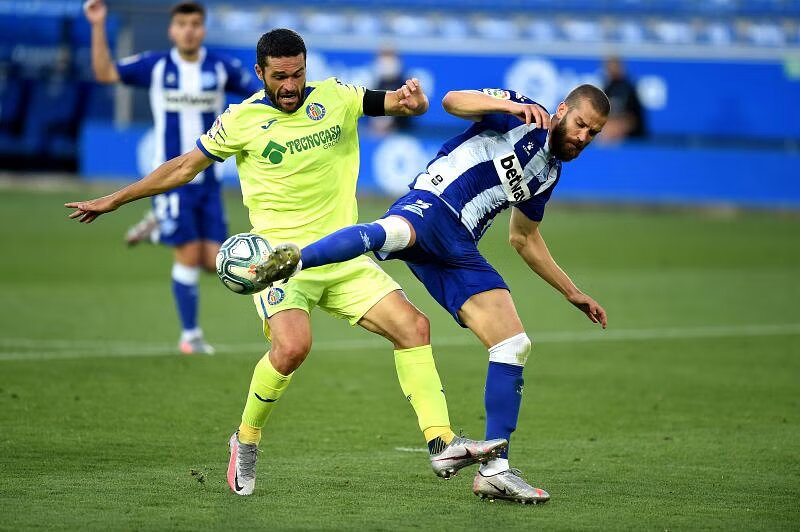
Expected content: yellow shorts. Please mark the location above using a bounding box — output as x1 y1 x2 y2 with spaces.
252 255 401 339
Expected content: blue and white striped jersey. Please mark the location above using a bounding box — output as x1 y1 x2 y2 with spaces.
410 88 562 240
116 47 261 185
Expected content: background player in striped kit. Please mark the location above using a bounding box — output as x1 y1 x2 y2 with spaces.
84 0 261 354
260 85 610 503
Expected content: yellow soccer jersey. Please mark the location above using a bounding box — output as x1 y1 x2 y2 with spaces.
197 77 366 246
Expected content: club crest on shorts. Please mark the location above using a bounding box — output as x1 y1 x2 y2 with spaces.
266 287 285 305
306 102 326 121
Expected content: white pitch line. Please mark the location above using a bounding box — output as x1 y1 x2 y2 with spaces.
394 447 428 453
0 323 799 362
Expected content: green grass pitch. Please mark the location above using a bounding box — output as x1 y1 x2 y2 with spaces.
1 184 798 530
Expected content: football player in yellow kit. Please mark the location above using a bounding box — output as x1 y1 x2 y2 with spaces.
66 28 506 496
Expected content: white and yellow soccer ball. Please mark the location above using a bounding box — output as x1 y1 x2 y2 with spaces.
215 233 272 295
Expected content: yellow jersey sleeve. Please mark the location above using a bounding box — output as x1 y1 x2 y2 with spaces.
197 106 250 161
332 78 366 120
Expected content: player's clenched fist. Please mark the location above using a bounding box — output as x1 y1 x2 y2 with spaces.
83 0 107 24
395 78 429 114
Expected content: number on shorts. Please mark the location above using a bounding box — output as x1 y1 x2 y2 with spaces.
154 192 180 220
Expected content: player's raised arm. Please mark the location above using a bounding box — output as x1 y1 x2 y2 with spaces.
509 207 607 328
65 147 212 223
84 0 120 83
442 90 550 128
383 78 429 117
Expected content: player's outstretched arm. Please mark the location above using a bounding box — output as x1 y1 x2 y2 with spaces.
84 0 120 83
384 78 429 117
442 90 550 128
65 147 212 224
509 208 607 328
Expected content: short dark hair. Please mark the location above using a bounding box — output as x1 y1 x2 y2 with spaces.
256 28 307 69
565 84 610 116
170 2 205 20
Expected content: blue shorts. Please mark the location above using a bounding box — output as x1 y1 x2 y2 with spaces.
151 183 227 247
380 190 508 327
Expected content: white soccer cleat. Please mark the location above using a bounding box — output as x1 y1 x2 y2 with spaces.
473 468 550 504
227 431 258 496
430 436 508 479
125 210 160 246
254 243 301 286
179 335 215 355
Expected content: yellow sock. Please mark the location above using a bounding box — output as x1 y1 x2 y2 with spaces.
239 352 292 444
238 423 261 445
394 345 452 443
423 426 455 444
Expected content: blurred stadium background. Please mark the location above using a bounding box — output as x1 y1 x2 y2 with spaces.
1 0 799 529
2 0 799 206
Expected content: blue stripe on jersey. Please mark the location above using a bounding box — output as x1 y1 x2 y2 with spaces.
196 138 223 162
163 58 182 160
443 161 502 216
199 55 222 183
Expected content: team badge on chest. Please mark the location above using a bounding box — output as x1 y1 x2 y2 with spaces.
305 102 326 121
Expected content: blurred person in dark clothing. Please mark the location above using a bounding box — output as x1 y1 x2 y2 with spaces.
370 48 411 134
601 56 646 140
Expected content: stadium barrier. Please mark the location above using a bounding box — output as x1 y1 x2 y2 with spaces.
80 123 800 209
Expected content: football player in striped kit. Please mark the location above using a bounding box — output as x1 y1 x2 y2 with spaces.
262 84 611 503
84 0 262 354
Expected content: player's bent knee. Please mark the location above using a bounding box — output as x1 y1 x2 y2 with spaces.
270 341 312 373
488 333 532 367
392 310 430 348
410 312 431 346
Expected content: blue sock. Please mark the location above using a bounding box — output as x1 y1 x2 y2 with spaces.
171 263 199 332
301 223 386 269
484 361 524 459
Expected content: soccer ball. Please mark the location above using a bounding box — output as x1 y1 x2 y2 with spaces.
215 233 273 295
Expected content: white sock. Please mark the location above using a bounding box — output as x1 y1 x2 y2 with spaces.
181 328 202 342
479 457 509 476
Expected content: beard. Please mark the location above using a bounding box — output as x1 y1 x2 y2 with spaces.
549 118 580 161
265 84 304 113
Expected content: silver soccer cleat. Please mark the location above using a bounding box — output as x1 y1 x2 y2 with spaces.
179 335 215 355
254 243 301 286
125 210 160 246
473 468 551 504
430 436 508 479
227 431 258 496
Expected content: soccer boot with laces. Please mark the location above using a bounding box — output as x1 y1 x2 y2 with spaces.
227 431 258 496
473 468 550 504
254 243 301 286
429 436 508 479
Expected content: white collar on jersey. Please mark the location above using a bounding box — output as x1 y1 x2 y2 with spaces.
170 46 207 65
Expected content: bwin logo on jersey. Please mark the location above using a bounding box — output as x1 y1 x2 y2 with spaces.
306 102 326 121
